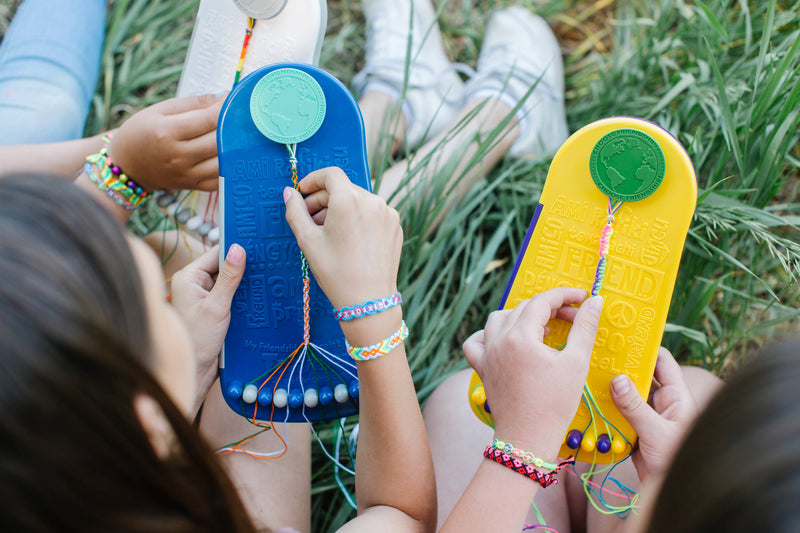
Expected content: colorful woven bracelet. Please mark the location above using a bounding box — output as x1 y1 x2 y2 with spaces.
490 439 558 471
346 320 409 361
84 135 150 210
483 446 560 488
333 292 402 321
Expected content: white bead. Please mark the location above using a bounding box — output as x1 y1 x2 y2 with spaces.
166 203 180 215
185 215 203 231
273 388 288 408
304 389 319 408
334 384 349 403
208 226 220 242
242 384 258 404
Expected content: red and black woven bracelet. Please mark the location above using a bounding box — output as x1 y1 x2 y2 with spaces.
484 446 568 488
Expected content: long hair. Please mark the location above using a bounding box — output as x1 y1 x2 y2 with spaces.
647 338 800 532
0 175 254 532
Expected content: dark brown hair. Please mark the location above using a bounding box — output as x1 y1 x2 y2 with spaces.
647 338 800 532
0 175 255 532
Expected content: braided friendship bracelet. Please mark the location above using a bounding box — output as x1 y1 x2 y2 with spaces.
333 292 402 321
84 135 150 210
483 445 575 488
346 320 408 361
490 439 558 471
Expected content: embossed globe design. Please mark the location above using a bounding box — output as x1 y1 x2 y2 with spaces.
589 129 666 202
250 68 326 145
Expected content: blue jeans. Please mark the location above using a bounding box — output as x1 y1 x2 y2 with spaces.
0 0 106 144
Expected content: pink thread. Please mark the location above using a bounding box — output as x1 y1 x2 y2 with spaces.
591 199 623 297
302 277 310 346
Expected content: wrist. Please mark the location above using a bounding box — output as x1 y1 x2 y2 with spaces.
339 307 403 348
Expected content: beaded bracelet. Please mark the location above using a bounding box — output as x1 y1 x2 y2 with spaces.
333 292 402 321
483 443 575 488
346 320 408 361
84 135 150 210
489 439 557 471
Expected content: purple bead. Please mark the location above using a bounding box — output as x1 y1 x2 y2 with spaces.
597 434 611 453
566 429 582 450
483 400 491 414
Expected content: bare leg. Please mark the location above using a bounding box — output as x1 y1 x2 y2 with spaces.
376 98 519 208
358 90 407 173
199 380 312 533
143 229 208 279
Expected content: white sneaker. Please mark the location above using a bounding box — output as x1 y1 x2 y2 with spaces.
177 0 327 97
464 7 568 160
353 0 464 149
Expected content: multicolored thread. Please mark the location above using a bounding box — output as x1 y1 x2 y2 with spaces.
334 292 403 321
346 320 409 361
591 198 624 297
233 17 256 85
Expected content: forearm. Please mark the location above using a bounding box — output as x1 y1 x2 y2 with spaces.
344 309 437 531
441 460 540 533
0 133 107 179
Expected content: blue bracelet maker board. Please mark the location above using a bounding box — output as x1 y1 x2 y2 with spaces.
218 63 371 422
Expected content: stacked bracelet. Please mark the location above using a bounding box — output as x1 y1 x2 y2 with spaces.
346 320 408 361
483 441 574 488
489 439 557 471
334 292 402 321
84 135 150 210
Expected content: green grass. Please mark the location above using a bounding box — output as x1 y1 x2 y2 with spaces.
2 0 799 529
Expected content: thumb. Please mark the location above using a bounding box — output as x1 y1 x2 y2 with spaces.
208 244 246 310
611 374 661 437
283 186 317 248
565 295 603 358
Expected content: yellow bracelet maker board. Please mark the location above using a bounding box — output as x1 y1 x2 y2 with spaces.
469 117 696 464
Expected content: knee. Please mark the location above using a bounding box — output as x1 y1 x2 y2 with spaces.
680 366 723 410
0 80 88 143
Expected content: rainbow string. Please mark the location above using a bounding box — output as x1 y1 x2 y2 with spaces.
287 144 312 347
233 17 256 85
591 198 624 297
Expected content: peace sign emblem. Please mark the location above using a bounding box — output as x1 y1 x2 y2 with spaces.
606 301 636 329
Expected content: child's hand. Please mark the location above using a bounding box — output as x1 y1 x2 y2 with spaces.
282 167 402 310
464 288 603 459
108 94 225 192
610 348 698 483
170 244 246 412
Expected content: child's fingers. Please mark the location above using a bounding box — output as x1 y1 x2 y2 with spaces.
187 245 221 277
311 208 328 225
298 166 353 196
462 329 486 371
563 295 603 358
515 287 588 342
650 349 697 423
173 98 225 140
303 189 330 215
206 244 246 315
188 156 220 189
282 186 318 248
183 129 218 161
160 93 227 116
611 373 661 438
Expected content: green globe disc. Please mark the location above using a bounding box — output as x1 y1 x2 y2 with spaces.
589 128 666 202
250 68 327 145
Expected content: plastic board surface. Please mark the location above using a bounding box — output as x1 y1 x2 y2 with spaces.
469 117 696 464
218 63 370 422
